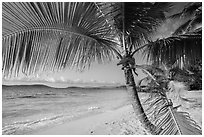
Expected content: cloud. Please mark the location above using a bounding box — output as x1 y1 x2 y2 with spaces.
59 76 65 82
89 79 97 83
73 78 83 83
45 77 56 82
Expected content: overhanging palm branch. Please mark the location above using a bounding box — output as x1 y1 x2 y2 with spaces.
96 2 173 53
138 66 202 135
144 2 202 68
2 2 121 78
172 10 201 35
143 93 202 135
169 2 201 19
137 64 195 92
170 2 201 35
144 29 202 68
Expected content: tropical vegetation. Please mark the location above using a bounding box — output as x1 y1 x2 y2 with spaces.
137 64 202 134
145 2 202 68
144 2 202 91
2 2 202 135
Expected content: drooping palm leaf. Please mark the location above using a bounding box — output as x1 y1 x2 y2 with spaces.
147 2 202 69
2 2 121 78
95 2 173 52
172 20 192 35
169 2 201 19
170 2 201 36
137 64 171 90
139 66 202 135
144 29 202 68
136 64 166 76
172 11 201 35
144 93 202 135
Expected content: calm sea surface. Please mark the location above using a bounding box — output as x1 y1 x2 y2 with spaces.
2 85 131 135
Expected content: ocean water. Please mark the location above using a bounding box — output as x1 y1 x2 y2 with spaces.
2 85 130 135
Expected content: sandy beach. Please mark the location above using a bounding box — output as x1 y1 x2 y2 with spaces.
2 1 202 135
34 105 149 135
34 93 202 135
34 91 202 135
2 85 202 135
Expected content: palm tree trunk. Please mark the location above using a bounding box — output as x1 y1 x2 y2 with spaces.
124 68 156 134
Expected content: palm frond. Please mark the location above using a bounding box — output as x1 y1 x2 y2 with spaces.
172 12 201 35
96 2 173 52
169 2 201 19
187 12 202 31
139 67 202 135
136 64 166 76
170 2 201 36
169 12 182 19
172 20 192 35
138 76 151 86
2 2 121 78
143 91 202 135
144 29 202 69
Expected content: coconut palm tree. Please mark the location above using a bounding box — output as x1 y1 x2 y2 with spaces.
4 2 201 135
144 2 202 69
93 3 173 134
2 2 171 134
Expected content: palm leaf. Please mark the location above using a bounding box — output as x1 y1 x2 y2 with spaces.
144 29 202 68
172 20 192 35
136 64 166 76
172 12 201 35
138 76 152 87
96 2 173 52
139 69 202 135
169 2 201 19
2 2 121 78
170 2 201 36
145 96 202 135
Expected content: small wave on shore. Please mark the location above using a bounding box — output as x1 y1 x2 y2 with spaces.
2 84 129 135
2 114 65 135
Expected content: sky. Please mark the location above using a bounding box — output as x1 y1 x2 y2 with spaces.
2 2 189 86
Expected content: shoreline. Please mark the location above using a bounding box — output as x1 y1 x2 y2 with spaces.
3 84 202 135
33 105 148 135
33 91 202 135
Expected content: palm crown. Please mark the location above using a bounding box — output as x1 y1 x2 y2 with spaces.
96 2 172 53
145 2 202 68
2 2 120 78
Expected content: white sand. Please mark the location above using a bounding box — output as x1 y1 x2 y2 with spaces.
33 94 202 135
33 105 148 135
33 82 202 135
